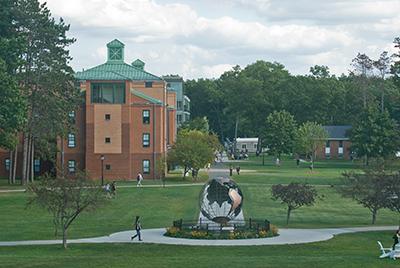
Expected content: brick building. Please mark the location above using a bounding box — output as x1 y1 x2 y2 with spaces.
0 39 177 180
316 125 352 160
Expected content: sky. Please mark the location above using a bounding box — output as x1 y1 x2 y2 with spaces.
40 0 400 79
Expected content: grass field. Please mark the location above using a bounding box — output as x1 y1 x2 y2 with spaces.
0 156 399 267
0 231 398 268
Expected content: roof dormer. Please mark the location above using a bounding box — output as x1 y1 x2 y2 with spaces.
107 39 124 62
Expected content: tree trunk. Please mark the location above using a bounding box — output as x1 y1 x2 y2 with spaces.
233 116 239 157
182 166 188 180
26 135 31 184
62 226 67 249
30 137 34 182
12 144 17 184
286 207 292 225
310 154 314 171
8 151 13 184
21 134 28 185
372 209 377 224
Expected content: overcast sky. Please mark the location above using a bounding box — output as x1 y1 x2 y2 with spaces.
41 0 400 79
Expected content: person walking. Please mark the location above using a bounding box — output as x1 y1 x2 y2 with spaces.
229 165 233 176
136 172 143 187
392 229 400 250
131 216 143 241
236 166 240 175
110 181 116 197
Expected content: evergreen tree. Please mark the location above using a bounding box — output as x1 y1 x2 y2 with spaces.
14 0 80 184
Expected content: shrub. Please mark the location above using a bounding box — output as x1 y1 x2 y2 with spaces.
165 227 180 237
270 224 279 236
190 230 208 239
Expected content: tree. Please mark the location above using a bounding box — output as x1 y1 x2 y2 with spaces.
373 51 391 112
0 59 26 150
14 0 80 184
350 106 399 164
310 65 330 78
180 117 210 133
263 110 297 159
294 122 328 170
340 169 393 224
351 53 373 108
27 172 107 249
391 37 400 88
271 183 318 225
385 172 400 215
0 0 27 183
168 130 216 180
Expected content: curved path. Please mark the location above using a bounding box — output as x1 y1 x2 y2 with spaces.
0 226 396 247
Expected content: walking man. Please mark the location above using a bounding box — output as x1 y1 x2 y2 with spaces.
137 172 143 187
236 166 240 175
229 165 233 176
131 216 143 241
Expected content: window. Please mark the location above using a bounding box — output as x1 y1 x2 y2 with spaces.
143 160 150 174
105 114 111 120
242 144 247 149
105 164 111 170
68 111 75 124
105 137 111 144
34 159 40 173
143 133 150 147
338 140 344 157
145 81 153 88
68 160 76 173
5 159 10 171
68 133 76 148
254 144 257 149
91 83 125 104
177 114 182 124
143 110 150 124
109 47 122 61
325 141 331 158
177 101 183 110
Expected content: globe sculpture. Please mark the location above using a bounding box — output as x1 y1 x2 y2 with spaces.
199 177 243 224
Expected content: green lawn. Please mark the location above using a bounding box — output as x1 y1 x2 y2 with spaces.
0 184 398 241
1 157 399 268
0 231 398 268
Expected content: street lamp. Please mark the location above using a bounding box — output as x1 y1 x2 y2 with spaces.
100 155 105 186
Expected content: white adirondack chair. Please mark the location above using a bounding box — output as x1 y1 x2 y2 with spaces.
377 241 400 260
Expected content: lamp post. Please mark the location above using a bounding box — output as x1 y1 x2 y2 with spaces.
100 155 105 186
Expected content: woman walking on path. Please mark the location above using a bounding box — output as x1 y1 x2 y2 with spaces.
131 216 143 241
136 172 143 187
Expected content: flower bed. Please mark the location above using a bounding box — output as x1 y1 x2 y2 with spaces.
164 224 279 240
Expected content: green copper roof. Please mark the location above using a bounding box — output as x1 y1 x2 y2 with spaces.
74 39 162 81
75 62 162 81
107 39 124 48
130 89 163 104
132 59 145 70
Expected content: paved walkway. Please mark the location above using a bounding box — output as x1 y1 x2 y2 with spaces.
0 226 396 247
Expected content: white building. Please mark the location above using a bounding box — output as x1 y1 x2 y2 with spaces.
235 138 259 153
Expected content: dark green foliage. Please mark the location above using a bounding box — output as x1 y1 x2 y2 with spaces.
15 0 80 160
271 183 319 225
0 0 27 149
350 106 400 162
